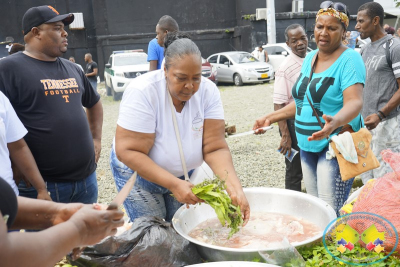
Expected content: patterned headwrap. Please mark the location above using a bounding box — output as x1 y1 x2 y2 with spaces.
316 7 349 29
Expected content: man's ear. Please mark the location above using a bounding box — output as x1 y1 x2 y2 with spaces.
373 16 380 27
30 27 41 39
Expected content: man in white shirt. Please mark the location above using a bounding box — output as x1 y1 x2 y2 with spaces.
272 24 308 191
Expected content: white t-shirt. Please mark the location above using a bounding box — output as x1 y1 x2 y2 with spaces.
0 91 27 195
117 69 224 177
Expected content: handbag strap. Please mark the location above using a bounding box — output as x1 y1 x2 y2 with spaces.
167 87 190 181
305 53 330 142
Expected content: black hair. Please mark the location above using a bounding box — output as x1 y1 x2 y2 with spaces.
284 24 306 41
358 2 384 27
164 31 201 69
158 15 179 32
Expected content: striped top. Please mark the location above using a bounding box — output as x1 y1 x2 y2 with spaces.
273 52 304 105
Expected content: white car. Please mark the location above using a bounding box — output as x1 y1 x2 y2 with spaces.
207 51 274 86
262 43 312 72
104 50 149 100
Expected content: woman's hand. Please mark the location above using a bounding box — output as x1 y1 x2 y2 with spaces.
69 204 124 246
225 182 250 225
170 179 203 205
308 114 339 141
253 115 271 134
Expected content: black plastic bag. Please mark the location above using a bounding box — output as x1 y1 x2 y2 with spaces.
69 216 202 267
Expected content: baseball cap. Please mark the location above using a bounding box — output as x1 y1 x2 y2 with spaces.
22 5 74 35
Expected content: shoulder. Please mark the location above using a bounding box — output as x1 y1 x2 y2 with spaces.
277 54 302 73
59 57 83 72
125 70 164 95
340 49 364 65
0 53 24 68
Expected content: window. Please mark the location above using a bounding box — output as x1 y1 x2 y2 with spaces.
273 47 287 55
219 55 230 65
264 46 275 55
208 55 218 64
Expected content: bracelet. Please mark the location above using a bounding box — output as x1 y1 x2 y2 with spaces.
376 112 383 121
378 110 387 118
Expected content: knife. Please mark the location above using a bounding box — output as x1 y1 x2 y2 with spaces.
107 171 137 210
229 126 273 138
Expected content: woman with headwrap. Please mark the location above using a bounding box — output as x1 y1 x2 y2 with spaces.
253 1 365 215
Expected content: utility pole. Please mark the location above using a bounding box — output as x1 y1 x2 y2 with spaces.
266 0 276 44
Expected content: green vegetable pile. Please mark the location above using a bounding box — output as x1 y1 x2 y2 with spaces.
192 178 243 238
295 242 400 267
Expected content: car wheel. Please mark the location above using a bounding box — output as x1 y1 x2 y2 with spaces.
234 74 243 86
111 83 122 101
105 80 112 96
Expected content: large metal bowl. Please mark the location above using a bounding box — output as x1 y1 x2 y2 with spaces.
172 187 336 262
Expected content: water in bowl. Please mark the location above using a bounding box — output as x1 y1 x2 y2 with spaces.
188 212 321 249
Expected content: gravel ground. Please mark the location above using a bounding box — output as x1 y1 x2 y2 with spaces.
96 81 286 203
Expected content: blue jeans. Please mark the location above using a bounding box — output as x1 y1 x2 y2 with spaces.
300 146 353 216
89 79 97 90
110 148 193 222
18 171 98 204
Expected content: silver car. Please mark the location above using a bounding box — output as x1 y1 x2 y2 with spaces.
207 51 274 86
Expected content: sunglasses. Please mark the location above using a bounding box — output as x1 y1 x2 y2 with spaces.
320 1 348 14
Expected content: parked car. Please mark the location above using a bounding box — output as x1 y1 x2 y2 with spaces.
262 43 312 72
104 50 149 100
202 57 218 84
207 51 274 86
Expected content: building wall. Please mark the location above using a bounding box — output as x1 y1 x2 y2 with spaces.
0 0 377 80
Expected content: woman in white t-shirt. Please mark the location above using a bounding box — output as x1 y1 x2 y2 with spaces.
110 32 250 223
0 91 50 200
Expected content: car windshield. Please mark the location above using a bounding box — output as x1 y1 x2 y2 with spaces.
114 54 148 66
229 53 258 64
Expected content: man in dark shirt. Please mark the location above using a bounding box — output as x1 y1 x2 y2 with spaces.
0 5 103 204
85 53 98 90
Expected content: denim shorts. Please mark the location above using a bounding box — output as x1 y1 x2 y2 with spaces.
300 146 353 216
109 148 193 222
18 171 98 204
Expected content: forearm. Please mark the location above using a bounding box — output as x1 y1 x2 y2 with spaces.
149 61 158 71
86 100 103 141
379 89 400 116
117 149 179 190
203 146 242 189
334 98 363 127
266 102 296 124
8 140 47 192
11 197 61 230
274 104 290 137
1 221 81 267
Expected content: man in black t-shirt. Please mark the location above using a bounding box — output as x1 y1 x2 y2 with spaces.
0 5 103 204
85 53 98 90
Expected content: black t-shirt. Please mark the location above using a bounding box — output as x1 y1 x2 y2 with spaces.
0 53 99 182
85 61 98 82
0 178 18 229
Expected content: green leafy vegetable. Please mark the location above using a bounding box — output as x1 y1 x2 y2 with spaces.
192 178 243 238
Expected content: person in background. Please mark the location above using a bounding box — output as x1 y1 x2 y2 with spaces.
8 43 25 55
254 1 365 215
272 24 307 192
148 15 179 71
385 26 395 35
356 2 400 183
0 5 103 205
0 177 123 267
397 27 400 37
252 45 269 62
85 53 98 90
0 91 51 200
110 32 250 223
69 56 83 71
